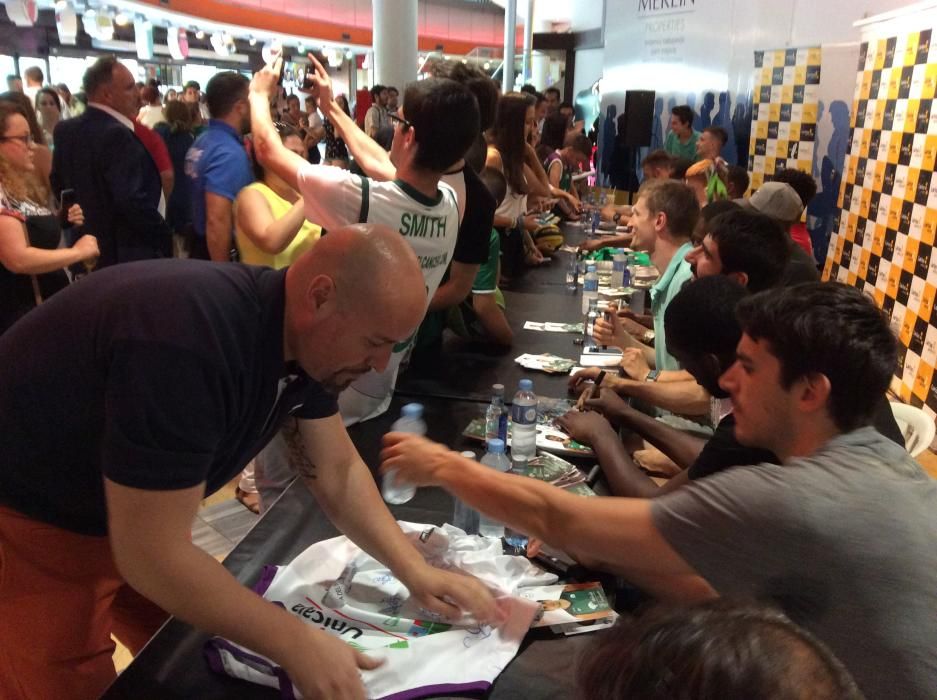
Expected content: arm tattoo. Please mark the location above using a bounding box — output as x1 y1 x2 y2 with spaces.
282 418 318 480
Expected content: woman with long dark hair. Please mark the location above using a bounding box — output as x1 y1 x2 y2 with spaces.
35 87 63 149
323 94 350 167
155 100 196 255
486 92 552 271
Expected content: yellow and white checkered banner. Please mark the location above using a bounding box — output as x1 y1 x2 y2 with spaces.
823 29 937 413
748 46 821 192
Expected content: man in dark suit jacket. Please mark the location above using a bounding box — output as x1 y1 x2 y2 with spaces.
52 56 171 267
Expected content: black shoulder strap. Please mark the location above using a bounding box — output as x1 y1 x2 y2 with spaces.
357 176 370 223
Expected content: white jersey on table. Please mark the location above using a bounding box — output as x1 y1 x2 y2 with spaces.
295 164 460 424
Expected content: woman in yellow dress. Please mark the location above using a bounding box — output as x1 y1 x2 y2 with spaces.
236 123 321 269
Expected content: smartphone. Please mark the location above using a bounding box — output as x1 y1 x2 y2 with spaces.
59 189 77 227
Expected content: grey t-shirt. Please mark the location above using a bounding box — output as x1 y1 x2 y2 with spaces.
651 426 937 700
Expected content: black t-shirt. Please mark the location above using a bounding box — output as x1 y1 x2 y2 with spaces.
0 260 337 535
452 165 496 266
782 242 821 286
688 396 906 481
687 413 779 480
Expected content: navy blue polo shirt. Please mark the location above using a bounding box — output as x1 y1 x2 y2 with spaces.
185 119 254 238
0 260 337 535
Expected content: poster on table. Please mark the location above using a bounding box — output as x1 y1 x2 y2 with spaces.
823 28 937 414
748 47 822 193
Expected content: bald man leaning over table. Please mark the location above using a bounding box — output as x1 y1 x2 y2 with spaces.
0 224 499 700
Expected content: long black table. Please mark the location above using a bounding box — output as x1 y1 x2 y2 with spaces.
104 228 603 698
396 247 586 403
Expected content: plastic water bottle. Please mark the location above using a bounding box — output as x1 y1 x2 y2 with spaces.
581 264 599 315
382 403 426 504
453 451 480 535
510 379 538 471
478 439 511 538
586 297 599 339
611 251 626 289
566 258 578 292
485 384 508 443
622 252 633 288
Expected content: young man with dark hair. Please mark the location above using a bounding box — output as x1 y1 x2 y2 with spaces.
543 86 561 113
580 601 863 700
544 131 591 202
725 164 750 199
5 74 22 93
611 180 698 371
558 101 575 127
642 148 675 180
383 282 937 700
250 56 483 424
664 104 699 161
23 65 43 104
183 79 209 120
596 150 675 234
185 71 253 261
386 86 399 112
364 84 387 137
687 208 791 293
771 167 818 258
742 180 820 282
697 126 728 161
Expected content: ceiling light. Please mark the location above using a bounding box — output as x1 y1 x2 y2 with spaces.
195 30 205 39
249 37 257 46
114 11 131 26
55 0 69 10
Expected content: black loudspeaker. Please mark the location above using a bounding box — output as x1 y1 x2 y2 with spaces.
621 90 656 147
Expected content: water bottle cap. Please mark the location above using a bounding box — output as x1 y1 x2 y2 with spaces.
492 383 504 395
487 438 505 453
519 379 533 391
459 451 477 459
587 264 596 272
401 403 423 418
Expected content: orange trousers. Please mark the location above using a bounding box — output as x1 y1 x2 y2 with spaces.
0 507 168 700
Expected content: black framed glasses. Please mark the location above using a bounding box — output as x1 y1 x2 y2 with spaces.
387 112 412 131
0 134 33 146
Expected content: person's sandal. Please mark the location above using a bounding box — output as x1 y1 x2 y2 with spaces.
235 486 261 514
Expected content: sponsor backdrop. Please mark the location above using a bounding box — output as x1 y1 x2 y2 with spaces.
823 28 937 413
747 47 821 194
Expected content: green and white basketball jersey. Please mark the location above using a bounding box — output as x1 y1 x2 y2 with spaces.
339 178 460 424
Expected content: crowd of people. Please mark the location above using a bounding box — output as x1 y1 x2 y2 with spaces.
0 52 935 700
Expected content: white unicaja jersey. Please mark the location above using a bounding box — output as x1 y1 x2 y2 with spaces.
294 163 459 424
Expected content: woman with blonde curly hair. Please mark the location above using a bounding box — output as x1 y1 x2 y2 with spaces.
0 102 98 333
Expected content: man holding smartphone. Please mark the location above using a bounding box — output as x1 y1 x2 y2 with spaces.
250 55 483 424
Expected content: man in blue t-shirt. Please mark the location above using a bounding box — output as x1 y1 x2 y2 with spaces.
185 71 254 261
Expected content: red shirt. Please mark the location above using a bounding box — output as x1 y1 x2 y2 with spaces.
789 221 814 260
133 119 172 175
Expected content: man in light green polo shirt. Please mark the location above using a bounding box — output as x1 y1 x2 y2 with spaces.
591 180 698 372
663 105 699 162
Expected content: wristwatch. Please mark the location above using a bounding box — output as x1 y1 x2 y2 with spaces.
642 329 655 344
612 212 622 224
645 369 660 382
